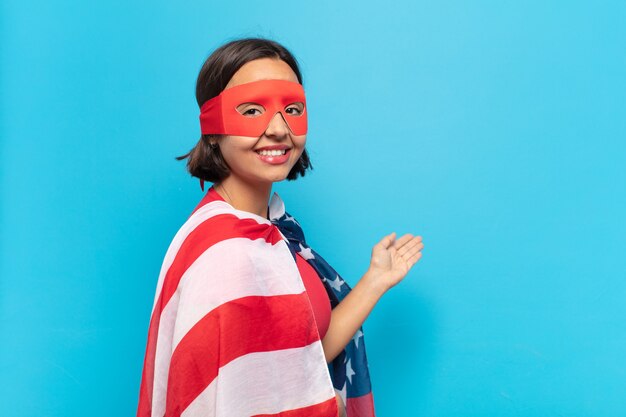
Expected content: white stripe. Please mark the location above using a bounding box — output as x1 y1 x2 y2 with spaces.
172 237 305 350
181 343 336 417
150 200 279 314
151 293 178 417
268 191 285 220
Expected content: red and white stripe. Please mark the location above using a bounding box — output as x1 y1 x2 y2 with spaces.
138 197 338 417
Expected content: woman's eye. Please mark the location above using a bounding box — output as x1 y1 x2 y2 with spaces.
237 103 264 117
243 108 262 116
285 104 304 116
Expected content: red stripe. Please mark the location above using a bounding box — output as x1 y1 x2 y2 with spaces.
138 210 284 416
137 309 159 417
190 186 225 215
346 392 376 417
165 293 319 416
252 396 338 417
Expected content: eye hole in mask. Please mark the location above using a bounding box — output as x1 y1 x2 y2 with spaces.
199 79 308 137
236 102 305 119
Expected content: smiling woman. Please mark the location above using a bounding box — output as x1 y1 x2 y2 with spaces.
176 39 313 197
136 37 424 417
200 70 309 193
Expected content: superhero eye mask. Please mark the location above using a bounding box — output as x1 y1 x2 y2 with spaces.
199 79 307 137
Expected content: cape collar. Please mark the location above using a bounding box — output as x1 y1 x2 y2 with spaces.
192 185 285 224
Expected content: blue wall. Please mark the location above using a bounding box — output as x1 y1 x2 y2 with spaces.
1 1 625 415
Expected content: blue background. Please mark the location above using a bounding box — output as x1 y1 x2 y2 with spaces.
2 1 625 416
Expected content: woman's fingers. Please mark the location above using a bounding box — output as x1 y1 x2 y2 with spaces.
391 233 414 249
398 240 424 270
396 235 423 257
378 233 424 269
407 251 423 267
406 242 425 261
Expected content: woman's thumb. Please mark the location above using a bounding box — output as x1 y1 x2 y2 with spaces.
378 232 396 249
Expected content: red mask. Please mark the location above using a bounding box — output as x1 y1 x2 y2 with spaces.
199 79 307 137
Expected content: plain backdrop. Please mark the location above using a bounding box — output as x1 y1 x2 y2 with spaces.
1 1 625 416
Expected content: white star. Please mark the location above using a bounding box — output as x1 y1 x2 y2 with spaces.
328 275 344 292
346 359 356 385
284 214 300 226
298 243 315 260
352 329 364 349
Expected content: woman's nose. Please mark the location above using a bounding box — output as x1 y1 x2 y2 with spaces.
264 111 290 138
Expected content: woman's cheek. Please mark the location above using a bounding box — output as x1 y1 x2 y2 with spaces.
292 147 305 165
294 136 307 156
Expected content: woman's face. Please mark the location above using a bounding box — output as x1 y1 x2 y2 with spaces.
217 58 307 186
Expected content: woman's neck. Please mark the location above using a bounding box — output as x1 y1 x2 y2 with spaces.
215 177 272 219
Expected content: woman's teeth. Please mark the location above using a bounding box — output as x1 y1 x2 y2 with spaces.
257 149 287 156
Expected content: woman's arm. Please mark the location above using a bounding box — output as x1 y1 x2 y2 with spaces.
322 270 385 363
322 232 424 363
335 391 347 417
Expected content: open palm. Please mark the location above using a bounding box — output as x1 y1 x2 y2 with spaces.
368 232 424 291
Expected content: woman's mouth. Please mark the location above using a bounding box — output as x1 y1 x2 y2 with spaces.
255 148 291 165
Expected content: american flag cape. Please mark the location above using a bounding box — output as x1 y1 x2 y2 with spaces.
137 186 376 417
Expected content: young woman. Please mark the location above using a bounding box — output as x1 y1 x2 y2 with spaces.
137 38 424 417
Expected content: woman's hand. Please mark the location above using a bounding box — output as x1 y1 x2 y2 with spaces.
366 232 424 293
320 232 424 363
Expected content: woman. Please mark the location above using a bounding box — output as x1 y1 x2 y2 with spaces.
137 38 424 417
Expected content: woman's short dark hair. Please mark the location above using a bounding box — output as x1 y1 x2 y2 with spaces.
176 38 313 184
